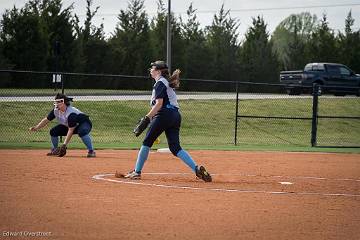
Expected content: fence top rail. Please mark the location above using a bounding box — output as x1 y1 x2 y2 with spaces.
2 69 359 90
0 69 148 79
0 69 291 87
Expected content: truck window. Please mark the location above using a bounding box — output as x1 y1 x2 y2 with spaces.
326 65 340 74
339 67 351 76
311 64 325 71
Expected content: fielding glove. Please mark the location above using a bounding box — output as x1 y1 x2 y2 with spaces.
58 144 67 157
133 116 151 137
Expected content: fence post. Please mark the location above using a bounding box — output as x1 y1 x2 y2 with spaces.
311 84 319 147
61 74 65 94
234 81 239 145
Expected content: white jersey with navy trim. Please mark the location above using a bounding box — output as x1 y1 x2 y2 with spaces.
54 106 84 127
150 76 179 108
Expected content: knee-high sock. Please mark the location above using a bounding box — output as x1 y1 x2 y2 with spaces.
135 145 150 173
51 136 59 149
81 134 94 151
177 150 196 172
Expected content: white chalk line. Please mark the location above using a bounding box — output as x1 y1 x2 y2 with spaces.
92 173 360 198
128 172 360 182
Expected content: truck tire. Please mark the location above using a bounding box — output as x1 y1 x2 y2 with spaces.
287 88 301 95
312 82 323 96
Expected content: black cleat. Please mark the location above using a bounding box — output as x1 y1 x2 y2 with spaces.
195 166 212 182
46 147 60 156
87 150 96 158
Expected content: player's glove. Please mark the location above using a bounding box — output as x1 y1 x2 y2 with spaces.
133 116 151 137
58 144 67 157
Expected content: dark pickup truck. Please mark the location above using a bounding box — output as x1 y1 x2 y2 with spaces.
280 63 360 96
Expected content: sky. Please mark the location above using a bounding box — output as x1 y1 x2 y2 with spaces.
1 0 359 40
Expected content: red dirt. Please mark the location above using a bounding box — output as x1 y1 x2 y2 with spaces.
0 149 359 240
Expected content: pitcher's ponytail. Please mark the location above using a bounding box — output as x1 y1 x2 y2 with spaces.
169 69 181 89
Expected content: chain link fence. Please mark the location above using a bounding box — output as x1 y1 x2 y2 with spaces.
0 70 359 149
235 84 360 147
316 86 360 147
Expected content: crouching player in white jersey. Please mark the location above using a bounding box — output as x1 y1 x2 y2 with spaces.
118 61 212 182
30 93 96 158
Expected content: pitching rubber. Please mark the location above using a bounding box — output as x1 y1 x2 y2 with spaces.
157 148 171 153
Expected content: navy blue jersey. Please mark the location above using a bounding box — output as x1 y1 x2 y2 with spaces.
150 77 179 108
47 106 90 128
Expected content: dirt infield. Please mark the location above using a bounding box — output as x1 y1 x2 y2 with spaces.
0 149 359 240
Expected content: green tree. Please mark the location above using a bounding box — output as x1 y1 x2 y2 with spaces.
110 0 152 76
149 0 166 60
180 3 208 80
306 13 338 63
0 2 49 70
271 12 317 70
0 39 12 87
81 0 100 43
205 4 240 83
0 0 80 72
240 16 279 84
0 38 11 68
286 26 308 70
149 0 185 72
74 0 110 74
40 0 79 72
170 13 185 73
337 11 360 72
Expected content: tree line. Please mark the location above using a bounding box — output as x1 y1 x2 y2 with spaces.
0 0 359 90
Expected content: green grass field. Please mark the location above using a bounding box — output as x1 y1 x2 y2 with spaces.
0 98 359 152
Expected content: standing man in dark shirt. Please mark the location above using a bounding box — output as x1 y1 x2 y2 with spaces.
30 93 96 157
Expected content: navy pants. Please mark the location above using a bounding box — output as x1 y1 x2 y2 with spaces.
143 108 182 156
50 121 92 137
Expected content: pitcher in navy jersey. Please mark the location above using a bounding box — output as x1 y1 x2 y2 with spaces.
118 61 212 182
29 93 96 158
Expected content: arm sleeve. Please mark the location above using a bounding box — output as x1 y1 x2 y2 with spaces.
47 110 55 121
154 81 167 99
67 113 78 128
